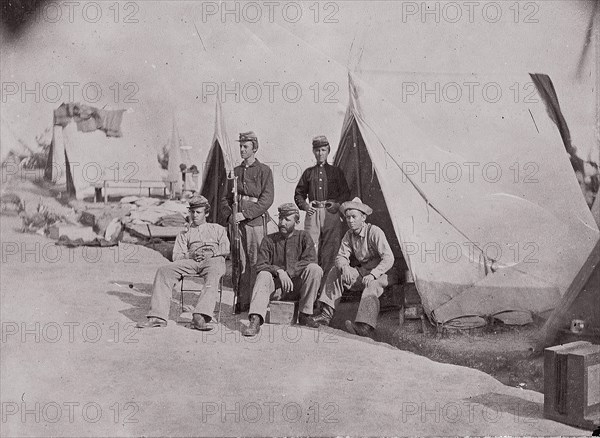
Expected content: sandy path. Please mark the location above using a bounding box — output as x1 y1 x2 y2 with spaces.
0 215 588 436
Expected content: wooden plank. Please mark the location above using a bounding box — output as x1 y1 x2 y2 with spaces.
94 180 167 189
536 238 600 350
125 223 184 239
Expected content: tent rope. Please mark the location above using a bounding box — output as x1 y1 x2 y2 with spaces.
347 93 562 286
350 110 496 271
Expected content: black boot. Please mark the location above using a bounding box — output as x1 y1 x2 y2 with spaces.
243 314 262 336
311 303 334 326
344 320 375 338
191 313 211 331
298 312 319 328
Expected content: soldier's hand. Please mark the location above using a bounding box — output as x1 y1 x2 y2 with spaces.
306 206 317 217
277 270 293 293
193 252 207 262
341 265 353 284
235 212 246 222
362 274 375 287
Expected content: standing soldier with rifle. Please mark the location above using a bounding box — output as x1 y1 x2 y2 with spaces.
221 131 274 313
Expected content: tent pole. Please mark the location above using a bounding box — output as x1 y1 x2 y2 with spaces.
535 238 600 350
352 120 362 198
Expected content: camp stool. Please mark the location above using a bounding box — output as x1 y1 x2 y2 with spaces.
180 275 224 323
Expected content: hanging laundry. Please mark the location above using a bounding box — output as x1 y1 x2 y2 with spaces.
97 109 126 137
53 103 125 137
76 116 98 133
73 103 96 120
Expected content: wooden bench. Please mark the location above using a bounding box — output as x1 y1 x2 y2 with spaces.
94 180 174 204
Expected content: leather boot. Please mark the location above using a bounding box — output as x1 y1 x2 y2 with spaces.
191 313 211 331
298 312 319 328
311 303 334 326
243 314 261 336
344 320 375 338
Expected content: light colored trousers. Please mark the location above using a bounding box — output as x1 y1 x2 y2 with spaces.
249 263 323 322
304 207 343 275
148 257 226 321
318 266 398 328
238 224 265 308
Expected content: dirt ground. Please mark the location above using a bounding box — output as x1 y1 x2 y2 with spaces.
0 179 591 436
333 303 545 389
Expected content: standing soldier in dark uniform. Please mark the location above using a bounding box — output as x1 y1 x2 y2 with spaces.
221 131 274 312
294 135 350 281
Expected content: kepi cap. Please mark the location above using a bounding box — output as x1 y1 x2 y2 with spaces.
278 202 299 217
236 131 258 143
188 195 210 210
339 197 372 216
312 135 329 148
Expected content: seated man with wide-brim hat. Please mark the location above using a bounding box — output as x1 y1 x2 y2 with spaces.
137 195 229 331
311 197 398 337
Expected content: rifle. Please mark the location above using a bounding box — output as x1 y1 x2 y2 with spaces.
228 171 242 314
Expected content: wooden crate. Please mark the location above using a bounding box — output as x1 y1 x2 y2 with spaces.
544 341 600 429
266 301 298 325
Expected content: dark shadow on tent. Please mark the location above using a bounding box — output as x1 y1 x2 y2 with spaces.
531 73 599 209
334 116 408 281
201 138 229 227
44 140 76 198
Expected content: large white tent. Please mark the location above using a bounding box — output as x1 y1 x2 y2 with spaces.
44 108 166 199
335 72 599 324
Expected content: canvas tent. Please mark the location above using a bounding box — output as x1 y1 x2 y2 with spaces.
593 192 600 227
335 72 599 326
45 106 165 199
200 98 234 227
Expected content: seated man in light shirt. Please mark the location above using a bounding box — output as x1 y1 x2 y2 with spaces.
311 197 398 338
137 195 229 331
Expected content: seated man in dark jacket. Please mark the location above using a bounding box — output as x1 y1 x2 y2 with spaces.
243 203 323 336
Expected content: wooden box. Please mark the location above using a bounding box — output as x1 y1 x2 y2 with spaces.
544 341 600 429
266 301 298 325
